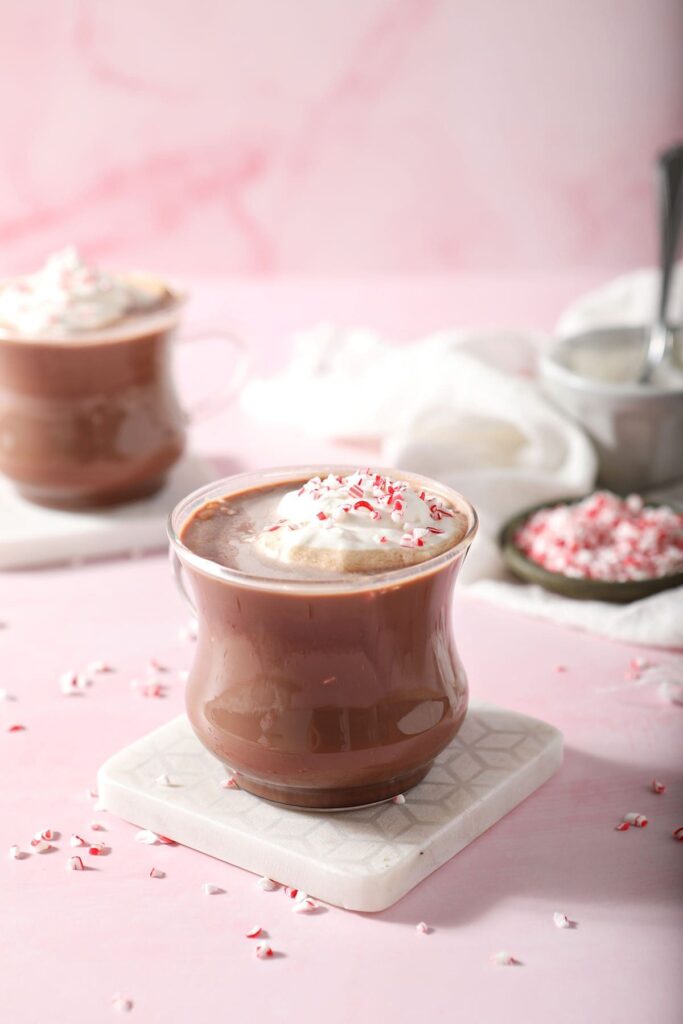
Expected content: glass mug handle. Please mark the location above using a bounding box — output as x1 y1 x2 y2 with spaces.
175 329 249 423
170 548 197 616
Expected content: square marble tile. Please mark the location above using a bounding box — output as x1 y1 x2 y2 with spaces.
0 453 214 569
98 703 563 912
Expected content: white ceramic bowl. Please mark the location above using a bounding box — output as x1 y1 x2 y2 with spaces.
539 326 683 493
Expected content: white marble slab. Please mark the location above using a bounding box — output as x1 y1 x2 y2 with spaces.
0 453 214 569
98 703 563 912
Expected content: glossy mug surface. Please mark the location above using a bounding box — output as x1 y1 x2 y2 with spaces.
169 466 478 810
0 295 244 509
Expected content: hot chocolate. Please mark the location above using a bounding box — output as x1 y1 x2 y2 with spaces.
174 467 477 809
0 248 185 508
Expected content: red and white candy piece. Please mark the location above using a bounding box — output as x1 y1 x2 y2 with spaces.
220 774 239 789
31 839 52 853
257 876 279 892
254 942 273 960
135 829 161 845
553 912 573 929
651 778 666 794
614 822 630 832
34 828 56 842
7 723 25 732
112 994 133 1014
491 951 521 966
202 883 224 896
8 844 21 859
293 897 318 914
245 926 263 939
392 794 406 805
70 834 86 847
86 660 113 674
130 678 164 698
623 812 648 828
416 921 430 934
88 842 105 855
90 821 105 831
672 827 683 841
67 855 85 871
149 867 165 879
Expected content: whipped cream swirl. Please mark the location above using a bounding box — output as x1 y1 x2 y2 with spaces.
255 470 464 571
0 247 160 337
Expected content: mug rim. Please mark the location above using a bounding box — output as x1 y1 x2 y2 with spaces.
168 464 479 595
540 326 683 398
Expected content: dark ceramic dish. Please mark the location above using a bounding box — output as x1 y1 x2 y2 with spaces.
499 498 683 604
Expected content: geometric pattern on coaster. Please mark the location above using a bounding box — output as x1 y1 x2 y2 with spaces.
98 702 563 912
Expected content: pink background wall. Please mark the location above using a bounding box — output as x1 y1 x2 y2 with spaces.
0 0 681 277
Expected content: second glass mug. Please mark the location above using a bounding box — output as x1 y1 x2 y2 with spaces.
169 466 479 810
0 294 247 508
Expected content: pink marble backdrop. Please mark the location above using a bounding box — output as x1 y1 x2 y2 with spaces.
0 0 681 276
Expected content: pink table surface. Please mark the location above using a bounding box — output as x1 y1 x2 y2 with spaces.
2 275 682 1024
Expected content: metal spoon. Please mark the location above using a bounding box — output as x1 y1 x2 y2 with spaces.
639 143 683 383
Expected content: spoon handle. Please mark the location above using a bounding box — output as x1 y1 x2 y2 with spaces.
656 143 683 327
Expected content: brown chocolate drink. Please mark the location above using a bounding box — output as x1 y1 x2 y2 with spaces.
173 467 477 809
0 249 185 508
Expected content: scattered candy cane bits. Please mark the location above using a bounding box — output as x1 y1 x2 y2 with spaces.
255 943 273 960
112 994 133 1014
257 876 279 892
67 856 85 871
7 723 25 732
88 843 106 856
614 822 631 832
245 926 263 939
220 775 239 789
87 660 114 674
672 827 683 841
491 951 521 966
416 922 430 935
149 867 165 879
553 912 575 929
8 845 22 859
202 883 224 896
34 828 56 842
31 839 51 853
293 897 318 914
392 794 406 805
135 829 161 845
651 778 666 795
623 812 648 828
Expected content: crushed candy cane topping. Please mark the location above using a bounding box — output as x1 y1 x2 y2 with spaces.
258 469 464 558
651 778 666 794
416 922 430 934
514 492 683 582
255 942 273 959
0 246 162 337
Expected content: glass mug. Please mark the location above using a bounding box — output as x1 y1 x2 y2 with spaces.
0 292 246 508
168 466 478 810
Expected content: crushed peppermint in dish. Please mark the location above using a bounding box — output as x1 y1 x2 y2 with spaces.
514 492 683 582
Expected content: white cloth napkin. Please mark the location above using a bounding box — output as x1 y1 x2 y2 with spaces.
241 271 683 648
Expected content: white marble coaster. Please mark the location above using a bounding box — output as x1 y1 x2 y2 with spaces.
98 703 562 912
0 453 214 569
